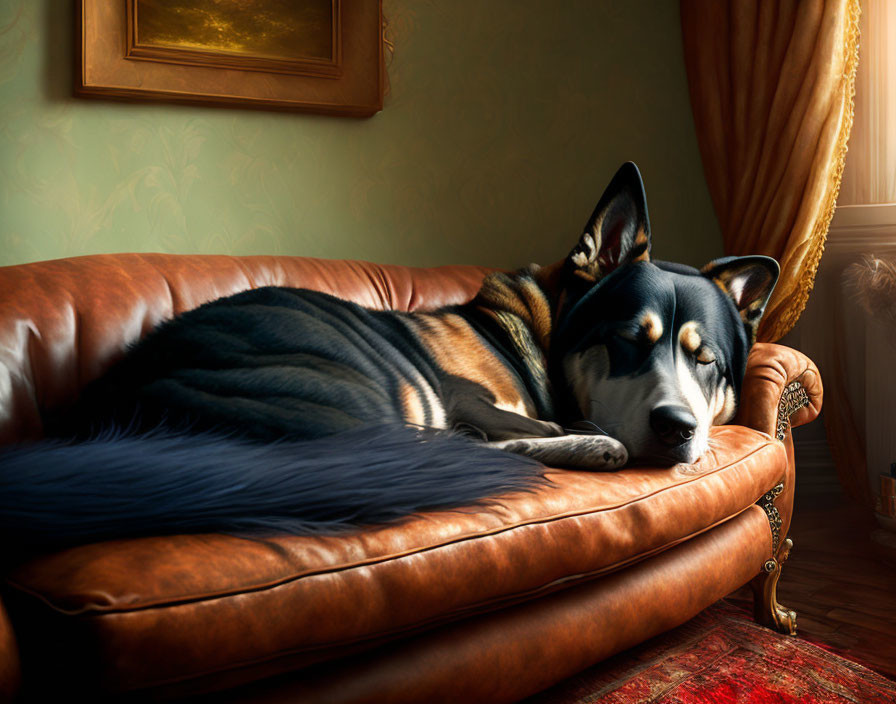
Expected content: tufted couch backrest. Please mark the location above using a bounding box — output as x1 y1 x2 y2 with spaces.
0 254 493 445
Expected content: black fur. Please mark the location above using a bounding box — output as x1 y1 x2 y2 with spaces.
554 260 748 393
1 286 553 554
54 287 445 440
0 424 541 554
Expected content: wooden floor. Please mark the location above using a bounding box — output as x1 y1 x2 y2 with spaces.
730 487 896 678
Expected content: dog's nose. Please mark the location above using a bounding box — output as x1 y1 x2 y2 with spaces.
650 405 697 446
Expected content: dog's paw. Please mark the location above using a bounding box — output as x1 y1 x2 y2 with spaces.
572 435 628 470
488 434 628 470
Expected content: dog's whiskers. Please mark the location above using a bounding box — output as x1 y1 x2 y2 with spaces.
568 419 613 435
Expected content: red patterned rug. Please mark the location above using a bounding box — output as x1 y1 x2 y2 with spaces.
524 600 896 703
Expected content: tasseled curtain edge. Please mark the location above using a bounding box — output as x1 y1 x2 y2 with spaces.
760 0 861 342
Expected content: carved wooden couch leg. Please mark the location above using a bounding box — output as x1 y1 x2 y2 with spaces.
747 378 809 635
750 537 798 635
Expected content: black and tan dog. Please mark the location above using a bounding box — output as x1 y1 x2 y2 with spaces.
0 163 778 551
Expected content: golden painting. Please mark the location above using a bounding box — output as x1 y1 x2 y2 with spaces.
77 0 383 115
128 0 340 76
135 0 334 61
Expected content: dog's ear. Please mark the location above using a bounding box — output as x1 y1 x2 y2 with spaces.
567 162 651 282
701 256 780 343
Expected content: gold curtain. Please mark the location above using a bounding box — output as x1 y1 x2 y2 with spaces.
680 0 860 342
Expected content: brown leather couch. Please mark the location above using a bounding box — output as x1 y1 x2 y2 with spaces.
0 254 822 703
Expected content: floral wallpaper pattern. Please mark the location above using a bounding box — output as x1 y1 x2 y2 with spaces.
0 0 720 269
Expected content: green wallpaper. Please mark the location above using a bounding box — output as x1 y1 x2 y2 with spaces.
0 0 720 269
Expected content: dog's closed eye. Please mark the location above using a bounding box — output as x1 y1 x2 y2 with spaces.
615 311 663 346
695 346 716 365
678 321 716 364
614 327 640 343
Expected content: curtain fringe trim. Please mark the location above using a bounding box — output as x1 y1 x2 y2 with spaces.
765 0 862 341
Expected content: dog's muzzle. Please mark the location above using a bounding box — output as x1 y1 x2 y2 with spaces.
649 405 697 446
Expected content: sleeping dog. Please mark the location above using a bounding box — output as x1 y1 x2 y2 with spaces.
0 163 778 551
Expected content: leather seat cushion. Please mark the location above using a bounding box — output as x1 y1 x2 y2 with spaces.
4 426 784 695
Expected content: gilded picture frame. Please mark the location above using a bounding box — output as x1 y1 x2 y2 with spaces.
77 0 383 116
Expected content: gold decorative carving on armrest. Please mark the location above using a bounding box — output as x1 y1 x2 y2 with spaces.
759 482 785 553
776 381 810 441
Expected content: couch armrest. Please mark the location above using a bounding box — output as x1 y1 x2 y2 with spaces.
733 343 823 440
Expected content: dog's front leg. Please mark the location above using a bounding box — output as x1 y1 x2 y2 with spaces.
487 433 628 470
